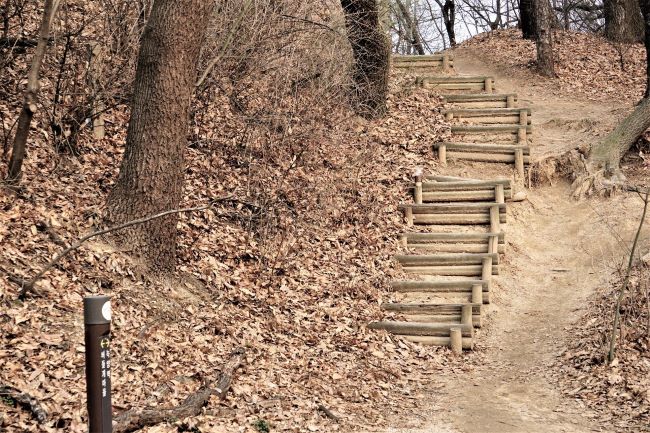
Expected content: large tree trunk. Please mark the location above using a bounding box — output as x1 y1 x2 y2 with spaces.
396 0 425 55
5 0 60 185
442 0 457 47
520 0 536 40
604 0 644 43
641 0 650 97
105 0 212 270
341 0 390 118
534 0 555 77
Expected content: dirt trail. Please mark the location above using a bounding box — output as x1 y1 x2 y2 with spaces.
378 49 645 433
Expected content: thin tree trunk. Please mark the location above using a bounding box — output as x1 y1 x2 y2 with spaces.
604 0 644 43
5 0 60 184
534 0 555 77
641 0 650 97
341 0 390 118
442 0 457 46
396 0 425 54
105 0 213 270
520 0 536 39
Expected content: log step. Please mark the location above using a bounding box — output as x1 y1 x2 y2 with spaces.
442 107 531 118
393 54 453 71
419 179 513 190
451 124 532 135
434 142 530 154
401 232 505 254
401 335 473 349
368 320 473 337
391 279 490 304
442 93 517 109
393 54 453 62
396 252 499 266
402 264 500 276
381 302 482 327
399 202 507 213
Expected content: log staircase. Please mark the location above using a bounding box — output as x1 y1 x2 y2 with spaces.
371 54 531 352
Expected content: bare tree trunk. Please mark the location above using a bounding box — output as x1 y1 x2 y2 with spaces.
604 0 644 43
341 0 390 118
5 0 60 185
105 0 212 270
520 0 536 39
641 0 650 97
534 0 555 77
589 98 650 176
442 0 457 46
396 0 425 54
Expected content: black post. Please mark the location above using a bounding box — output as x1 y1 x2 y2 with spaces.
84 296 112 433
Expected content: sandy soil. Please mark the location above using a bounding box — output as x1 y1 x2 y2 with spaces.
371 48 650 433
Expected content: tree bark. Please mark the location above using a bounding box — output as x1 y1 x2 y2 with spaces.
341 0 390 118
520 0 537 40
588 97 650 176
641 0 650 97
5 0 60 184
604 0 644 43
534 0 555 77
396 0 425 54
442 0 457 47
105 0 213 270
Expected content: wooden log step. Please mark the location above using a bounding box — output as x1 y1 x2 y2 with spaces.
442 93 516 103
419 179 512 190
404 242 505 254
402 264 500 276
401 335 473 349
399 202 506 213
368 320 473 337
451 124 532 134
396 252 499 266
382 302 482 327
419 190 502 202
392 55 454 71
434 142 530 155
410 214 506 225
391 279 489 291
381 302 481 314
443 107 531 117
419 75 493 83
402 232 505 243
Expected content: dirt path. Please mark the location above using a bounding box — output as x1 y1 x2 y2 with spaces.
377 49 643 433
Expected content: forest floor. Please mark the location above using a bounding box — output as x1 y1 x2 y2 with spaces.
372 46 650 433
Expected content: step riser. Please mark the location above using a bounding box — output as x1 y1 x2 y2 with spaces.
412 215 506 225
424 83 486 91
398 292 491 304
403 265 499 276
402 336 473 349
369 322 473 337
452 116 529 125
446 152 531 164
406 243 505 254
407 314 481 327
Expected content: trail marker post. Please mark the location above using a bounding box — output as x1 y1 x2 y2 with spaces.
84 295 112 432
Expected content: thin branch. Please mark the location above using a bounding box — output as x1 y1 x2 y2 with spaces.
607 188 650 363
16 196 232 299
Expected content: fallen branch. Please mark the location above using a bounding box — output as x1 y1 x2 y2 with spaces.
16 196 232 299
0 384 48 423
607 187 649 363
317 404 340 422
113 348 245 433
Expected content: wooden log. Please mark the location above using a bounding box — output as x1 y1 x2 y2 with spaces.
421 190 496 202
420 75 492 82
495 184 505 204
461 304 473 326
442 53 450 71
402 232 505 243
481 257 493 281
518 126 527 143
519 109 528 126
484 77 493 94
489 205 500 233
471 283 483 304
442 108 532 118
450 326 463 354
369 320 472 337
414 181 423 204
445 152 531 164
515 148 525 177
405 206 413 226
434 142 531 155
403 264 500 276
506 94 515 108
424 82 485 91
396 252 499 266
438 143 447 164
442 93 516 102
402 202 507 213
420 179 513 190
413 214 506 225
451 124 533 134
408 314 481 327
390 279 489 291
393 54 451 62
406 242 504 254
402 335 473 349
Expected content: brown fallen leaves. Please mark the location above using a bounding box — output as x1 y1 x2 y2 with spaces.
0 67 460 432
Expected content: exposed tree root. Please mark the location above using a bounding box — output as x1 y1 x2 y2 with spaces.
113 348 244 433
530 144 628 198
0 384 48 423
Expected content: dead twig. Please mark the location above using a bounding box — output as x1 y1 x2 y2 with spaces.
16 196 233 300
317 403 340 422
112 348 245 433
607 187 649 363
